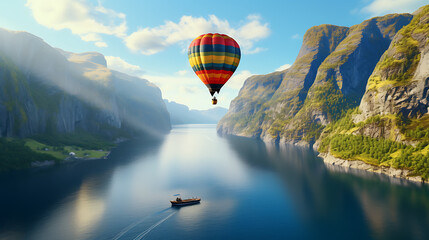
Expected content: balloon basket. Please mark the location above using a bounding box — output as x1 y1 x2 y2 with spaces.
212 97 217 105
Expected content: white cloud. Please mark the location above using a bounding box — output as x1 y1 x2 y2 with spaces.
81 33 102 42
26 0 127 47
143 70 254 110
276 64 292 72
125 28 167 55
105 56 143 76
362 0 426 16
245 47 266 54
95 41 108 48
176 70 188 76
125 14 270 55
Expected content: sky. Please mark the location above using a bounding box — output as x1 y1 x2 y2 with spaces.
0 0 426 110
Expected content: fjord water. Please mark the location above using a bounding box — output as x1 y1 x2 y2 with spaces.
1 125 429 240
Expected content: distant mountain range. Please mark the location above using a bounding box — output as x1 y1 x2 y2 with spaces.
0 28 171 139
164 99 227 124
218 5 429 181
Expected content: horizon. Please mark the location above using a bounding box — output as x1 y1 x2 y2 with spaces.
0 0 426 110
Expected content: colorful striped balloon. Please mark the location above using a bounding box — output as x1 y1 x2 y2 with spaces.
188 33 241 97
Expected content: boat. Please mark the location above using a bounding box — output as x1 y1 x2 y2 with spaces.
170 195 201 206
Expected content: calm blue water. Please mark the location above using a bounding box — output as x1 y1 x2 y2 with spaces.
1 124 429 240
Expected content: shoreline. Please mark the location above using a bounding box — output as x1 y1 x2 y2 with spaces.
219 131 427 185
29 137 127 169
265 136 427 184
31 151 111 168
318 152 425 184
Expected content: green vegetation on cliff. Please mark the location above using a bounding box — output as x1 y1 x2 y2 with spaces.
0 138 60 171
319 109 429 180
320 134 429 180
258 24 349 141
217 71 285 137
267 76 358 143
219 13 412 144
218 6 429 179
285 13 412 143
316 5 429 180
0 52 30 132
303 24 350 51
367 6 429 91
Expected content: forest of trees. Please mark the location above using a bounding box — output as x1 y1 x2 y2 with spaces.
324 134 429 180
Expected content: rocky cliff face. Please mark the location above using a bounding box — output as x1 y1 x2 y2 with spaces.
216 5 429 180
218 12 413 145
357 7 429 122
217 70 287 137
285 13 413 143
332 5 429 144
0 28 170 139
218 25 350 139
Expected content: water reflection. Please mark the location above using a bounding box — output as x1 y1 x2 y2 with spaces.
1 126 429 240
225 135 429 240
29 180 107 240
0 136 164 240
74 182 106 235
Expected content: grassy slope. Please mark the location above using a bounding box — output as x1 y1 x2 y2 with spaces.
27 132 113 159
0 131 113 171
319 109 429 180
25 139 110 160
0 133 113 171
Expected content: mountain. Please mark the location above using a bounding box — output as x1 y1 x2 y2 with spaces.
218 24 350 140
357 7 429 122
218 12 413 145
0 28 171 170
0 28 170 139
164 99 227 124
218 5 429 181
318 5 429 181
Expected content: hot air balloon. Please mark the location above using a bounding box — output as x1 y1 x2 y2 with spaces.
188 33 241 105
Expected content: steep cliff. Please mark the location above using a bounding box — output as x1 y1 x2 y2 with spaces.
218 25 350 139
284 13 413 143
324 5 429 142
218 12 413 146
0 28 171 139
217 70 287 137
318 5 429 180
358 7 429 121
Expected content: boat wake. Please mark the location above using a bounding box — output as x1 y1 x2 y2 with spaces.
132 211 176 240
112 208 173 240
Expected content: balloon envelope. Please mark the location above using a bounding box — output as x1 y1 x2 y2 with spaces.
188 33 241 96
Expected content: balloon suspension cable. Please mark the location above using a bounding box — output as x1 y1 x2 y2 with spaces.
212 96 218 105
